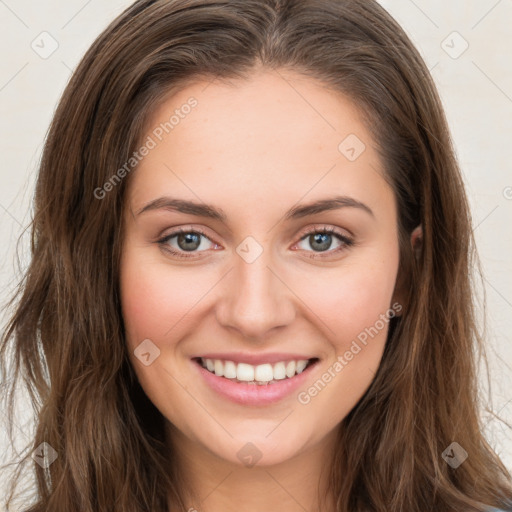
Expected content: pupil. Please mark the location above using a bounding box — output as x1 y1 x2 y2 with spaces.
178 233 200 251
311 233 331 251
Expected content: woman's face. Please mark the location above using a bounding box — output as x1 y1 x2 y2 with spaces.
120 69 401 467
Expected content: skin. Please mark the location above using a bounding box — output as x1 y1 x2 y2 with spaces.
119 68 415 512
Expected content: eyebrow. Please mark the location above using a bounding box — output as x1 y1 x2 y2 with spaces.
135 195 374 221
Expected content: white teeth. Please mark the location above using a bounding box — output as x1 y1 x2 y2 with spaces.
285 361 296 378
224 360 237 379
214 359 223 377
200 357 313 383
273 362 287 380
254 363 273 382
236 363 254 382
296 360 308 374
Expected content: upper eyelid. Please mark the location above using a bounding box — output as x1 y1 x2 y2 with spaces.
300 224 351 237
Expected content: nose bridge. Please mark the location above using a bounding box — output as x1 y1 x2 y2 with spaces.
216 237 295 339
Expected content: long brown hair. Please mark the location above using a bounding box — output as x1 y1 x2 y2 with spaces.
1 0 511 510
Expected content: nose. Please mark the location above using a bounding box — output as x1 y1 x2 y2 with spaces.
215 247 296 341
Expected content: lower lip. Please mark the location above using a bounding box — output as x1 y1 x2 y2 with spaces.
192 358 319 406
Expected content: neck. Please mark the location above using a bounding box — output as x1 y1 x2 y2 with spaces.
165 421 338 512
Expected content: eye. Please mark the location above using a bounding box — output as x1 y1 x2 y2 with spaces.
157 225 354 260
157 227 220 259
292 226 354 259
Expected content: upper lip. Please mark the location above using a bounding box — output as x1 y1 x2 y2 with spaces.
193 352 318 365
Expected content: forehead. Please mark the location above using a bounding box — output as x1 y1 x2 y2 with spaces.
127 69 392 221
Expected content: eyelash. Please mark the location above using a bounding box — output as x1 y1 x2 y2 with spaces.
156 226 354 260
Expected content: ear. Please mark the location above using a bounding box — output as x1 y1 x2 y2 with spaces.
391 225 422 315
410 225 423 259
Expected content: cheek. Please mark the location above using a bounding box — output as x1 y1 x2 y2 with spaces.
119 252 205 419
294 261 398 416
296 252 399 351
120 253 210 345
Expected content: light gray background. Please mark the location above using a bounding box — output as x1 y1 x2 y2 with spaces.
1 0 511 501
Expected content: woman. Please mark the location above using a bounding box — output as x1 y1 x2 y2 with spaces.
1 0 511 511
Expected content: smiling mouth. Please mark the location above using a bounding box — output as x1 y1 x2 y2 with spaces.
192 357 320 385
